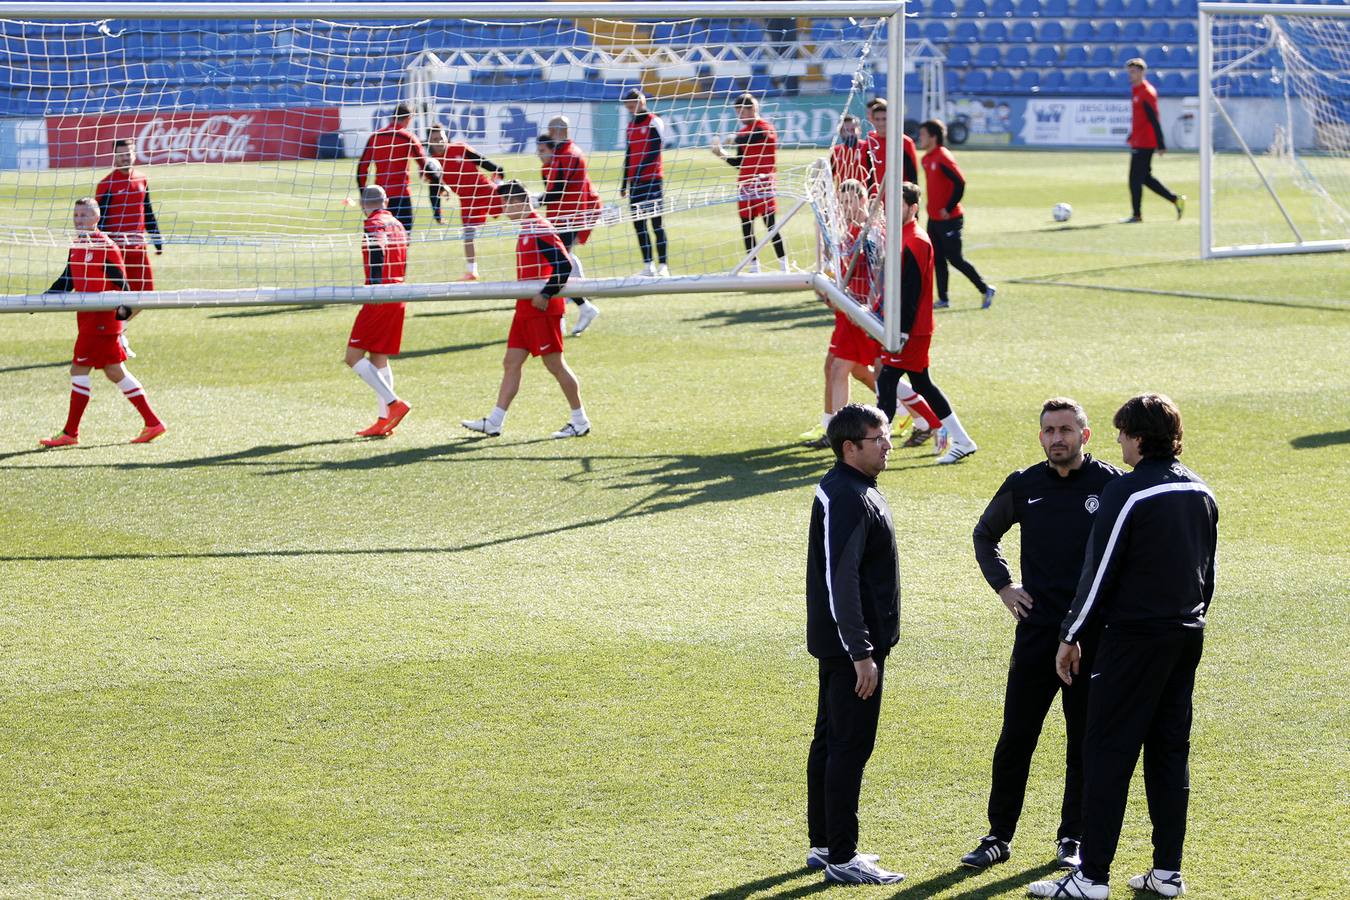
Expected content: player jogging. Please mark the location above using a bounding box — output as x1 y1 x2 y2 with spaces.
347 186 412 438
356 102 437 234
875 182 978 464
1123 59 1184 224
711 93 789 273
462 180 591 440
40 197 165 447
919 119 996 310
425 122 505 281
865 98 919 191
621 88 670 277
541 116 602 335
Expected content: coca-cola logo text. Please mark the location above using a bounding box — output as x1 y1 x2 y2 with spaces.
135 114 256 163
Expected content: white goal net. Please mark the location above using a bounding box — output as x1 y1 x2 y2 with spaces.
1201 2 1350 258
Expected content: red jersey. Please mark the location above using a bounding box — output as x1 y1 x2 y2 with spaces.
65 231 127 336
1130 81 1164 150
357 124 429 198
867 133 920 189
734 118 778 184
844 221 880 303
362 209 409 286
544 139 601 222
624 112 668 184
436 141 495 202
922 145 965 220
901 219 935 337
95 168 159 248
515 212 570 319
831 139 871 187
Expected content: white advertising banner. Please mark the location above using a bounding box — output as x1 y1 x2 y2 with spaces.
340 102 594 158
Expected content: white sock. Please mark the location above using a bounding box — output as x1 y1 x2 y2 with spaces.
822 412 833 429
570 405 589 426
116 374 144 398
375 364 394 417
780 256 791 272
466 260 478 276
941 411 974 446
1152 869 1179 880
898 389 930 431
487 406 507 428
353 358 396 407
71 374 92 395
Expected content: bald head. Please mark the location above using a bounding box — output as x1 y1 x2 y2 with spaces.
360 185 387 213
547 115 570 141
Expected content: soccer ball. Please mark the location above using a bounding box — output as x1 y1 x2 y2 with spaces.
1052 202 1073 222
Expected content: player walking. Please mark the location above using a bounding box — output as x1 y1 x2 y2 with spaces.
621 89 670 277
541 116 602 335
1123 59 1184 224
356 103 437 234
462 180 591 440
96 137 163 358
918 119 996 310
346 186 412 438
711 93 789 273
40 197 165 447
425 123 505 281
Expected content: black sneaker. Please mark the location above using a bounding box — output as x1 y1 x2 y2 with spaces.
1056 837 1082 869
960 835 1010 869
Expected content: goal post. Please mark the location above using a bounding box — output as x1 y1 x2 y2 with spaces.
0 1 908 349
1199 2 1350 259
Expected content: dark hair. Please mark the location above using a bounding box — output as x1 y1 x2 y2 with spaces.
734 92 758 108
1113 393 1183 458
495 179 531 203
866 97 887 112
827 403 888 459
900 181 920 207
1041 397 1088 429
919 118 946 145
840 113 858 124
536 134 554 148
393 102 412 120
112 137 134 151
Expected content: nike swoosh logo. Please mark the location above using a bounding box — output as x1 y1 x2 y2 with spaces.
75 357 89 362
1090 672 1101 679
1028 498 1043 504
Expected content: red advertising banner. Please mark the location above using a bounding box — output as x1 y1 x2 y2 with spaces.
45 108 341 168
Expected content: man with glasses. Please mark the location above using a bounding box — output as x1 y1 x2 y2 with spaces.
804 403 904 886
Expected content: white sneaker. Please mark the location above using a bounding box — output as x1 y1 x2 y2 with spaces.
744 259 761 274
1128 870 1185 897
936 439 977 465
638 262 656 277
1028 870 1109 898
571 301 599 336
461 417 502 437
552 421 590 439
823 855 904 885
656 263 670 277
806 847 880 869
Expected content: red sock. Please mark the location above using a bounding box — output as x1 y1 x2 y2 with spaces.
900 390 941 430
118 375 160 427
63 377 92 437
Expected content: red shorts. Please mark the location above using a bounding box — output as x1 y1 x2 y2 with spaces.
119 244 155 291
507 312 565 357
459 190 503 228
73 333 127 368
828 311 879 366
880 332 931 371
737 195 777 221
349 302 406 355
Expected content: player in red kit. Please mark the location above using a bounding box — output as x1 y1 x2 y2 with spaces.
830 115 872 187
425 122 505 280
347 186 412 438
462 180 590 440
919 119 996 310
621 89 671 277
541 115 602 335
96 137 162 359
1123 59 1184 223
866 98 919 190
711 93 789 273
874 182 978 464
40 198 165 447
356 103 436 234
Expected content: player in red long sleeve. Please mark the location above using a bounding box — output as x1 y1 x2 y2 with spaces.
541 116 602 335
830 115 872 189
865 98 919 191
96 137 163 360
711 93 789 273
919 119 996 310
621 89 670 277
425 123 504 281
347 186 412 438
40 197 165 447
356 103 435 234
461 180 590 440
1123 59 1184 224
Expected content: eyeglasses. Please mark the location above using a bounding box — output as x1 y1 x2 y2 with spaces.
854 433 890 447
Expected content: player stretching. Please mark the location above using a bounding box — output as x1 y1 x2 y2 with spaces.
462 180 590 440
875 182 977 464
40 197 164 447
621 89 670 277
347 186 412 438
356 103 436 234
542 116 602 335
1123 58 1184 223
711 93 788 273
426 123 505 281
96 137 163 359
865 98 919 190
919 119 996 310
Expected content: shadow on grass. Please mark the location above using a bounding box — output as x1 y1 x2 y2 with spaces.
886 860 1058 898
1290 428 1350 449
690 299 826 332
398 339 502 360
0 360 69 375
700 867 819 900
208 304 325 319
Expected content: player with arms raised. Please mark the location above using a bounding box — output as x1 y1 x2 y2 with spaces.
621 89 670 277
356 103 437 234
346 186 412 438
712 93 789 273
425 123 505 281
40 197 165 447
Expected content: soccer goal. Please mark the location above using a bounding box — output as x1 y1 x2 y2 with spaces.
1200 2 1350 258
0 1 908 348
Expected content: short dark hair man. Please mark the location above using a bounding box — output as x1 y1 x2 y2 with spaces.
356 102 435 234
1029 393 1218 900
804 403 904 886
964 399 1122 872
621 88 670 277
917 119 995 310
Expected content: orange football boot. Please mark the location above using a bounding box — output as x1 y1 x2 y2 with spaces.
130 422 167 444
382 400 411 433
356 418 392 437
39 431 78 448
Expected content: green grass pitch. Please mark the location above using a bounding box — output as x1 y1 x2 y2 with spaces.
0 149 1347 898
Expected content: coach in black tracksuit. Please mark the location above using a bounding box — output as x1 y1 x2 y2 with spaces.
805 404 902 883
1046 393 1217 897
965 399 1122 870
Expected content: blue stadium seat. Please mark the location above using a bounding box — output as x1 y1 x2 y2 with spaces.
1071 0 1097 17
1017 69 1042 91
1122 21 1147 43
1144 46 1169 68
990 0 1016 16
1173 46 1197 68
946 45 973 67
930 0 958 15
907 0 926 14
1015 0 1041 16
905 71 923 92
1040 69 1066 93
1038 21 1065 42
1011 21 1036 42
1070 22 1095 43
1100 0 1126 15
976 46 1002 67
1089 71 1116 93
954 22 980 42
945 68 961 92
1066 70 1092 92
1173 0 1197 16
1146 21 1171 44
1182 71 1198 94
963 70 990 92
1160 71 1186 93
990 70 1015 92
981 21 1009 41
1034 45 1061 67
1089 45 1113 67
1118 44 1143 65
811 21 843 42
962 0 989 17
1096 22 1121 42
1006 45 1031 66
924 21 950 42
1173 21 1198 43
1042 0 1069 15
1123 0 1150 17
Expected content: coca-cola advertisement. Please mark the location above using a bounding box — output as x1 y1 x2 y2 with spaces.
46 108 340 168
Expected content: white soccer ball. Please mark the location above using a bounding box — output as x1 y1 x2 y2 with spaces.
1052 202 1073 222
